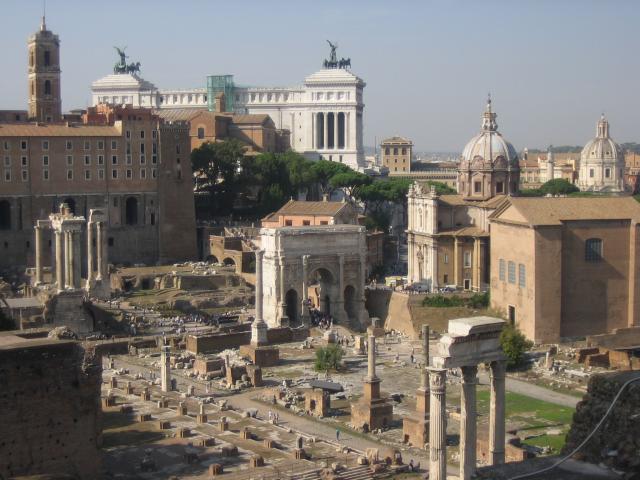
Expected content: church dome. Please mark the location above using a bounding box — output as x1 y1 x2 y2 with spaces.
581 115 623 163
460 97 518 169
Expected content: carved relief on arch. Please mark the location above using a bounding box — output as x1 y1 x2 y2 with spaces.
493 155 507 169
471 155 485 169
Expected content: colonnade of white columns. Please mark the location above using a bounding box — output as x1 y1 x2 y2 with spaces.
313 112 350 151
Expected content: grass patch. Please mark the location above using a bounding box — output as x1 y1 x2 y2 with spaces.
477 390 574 425
522 433 567 454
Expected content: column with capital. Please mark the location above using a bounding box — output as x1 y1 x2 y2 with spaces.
55 230 64 290
34 225 43 284
428 367 447 480
416 324 430 416
251 249 268 345
96 221 105 280
301 255 310 326
460 365 478 480
489 360 506 465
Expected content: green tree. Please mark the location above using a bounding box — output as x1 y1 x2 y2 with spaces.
191 139 247 215
499 324 533 368
314 344 344 372
311 160 351 195
539 178 579 196
424 180 456 195
329 171 372 200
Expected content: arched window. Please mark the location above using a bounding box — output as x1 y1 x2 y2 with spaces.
0 200 11 230
125 197 138 226
585 238 603 262
44 80 51 95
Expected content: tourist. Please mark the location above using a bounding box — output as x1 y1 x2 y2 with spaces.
335 429 340 441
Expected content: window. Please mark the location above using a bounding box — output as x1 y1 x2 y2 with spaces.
108 237 114 247
176 144 181 154
98 155 104 165
21 156 28 167
112 169 118 179
3 156 9 167
97 140 104 150
140 155 146 164
499 259 505 281
65 140 73 150
44 50 50 66
66 155 73 166
43 169 49 180
152 130 157 139
151 168 157 178
84 155 90 165
518 264 525 287
393 147 398 155
84 170 91 180
508 261 516 284
585 238 603 262
42 140 49 150
84 141 91 150
140 130 145 139
444 254 449 264
320 220 328 225
496 181 504 193
589 168 594 178
21 170 28 181
140 143 145 154
140 168 147 179
197 127 205 139
443 274 449 284
474 181 482 193
66 169 73 180
605 168 611 178
126 169 132 179
302 220 311 226
44 80 51 95
3 141 9 150
125 130 131 139
111 140 118 149
402 147 407 155
126 155 132 165
98 169 104 180
285 220 293 226
21 140 27 150
463 251 471 267
111 155 118 165
4 170 10 181
152 142 157 154
385 147 390 155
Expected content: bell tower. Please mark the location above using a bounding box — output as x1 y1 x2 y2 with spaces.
28 16 62 123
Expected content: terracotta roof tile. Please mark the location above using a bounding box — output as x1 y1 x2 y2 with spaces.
271 200 348 216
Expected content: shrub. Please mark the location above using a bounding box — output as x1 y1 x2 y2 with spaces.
422 295 465 307
468 292 489 309
314 344 343 372
500 324 533 368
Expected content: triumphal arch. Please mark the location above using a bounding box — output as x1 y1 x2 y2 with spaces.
260 225 369 329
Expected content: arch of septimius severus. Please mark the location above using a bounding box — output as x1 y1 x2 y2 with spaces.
259 225 370 329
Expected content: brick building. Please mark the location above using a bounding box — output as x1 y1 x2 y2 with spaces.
381 136 413 173
0 20 197 270
490 197 640 343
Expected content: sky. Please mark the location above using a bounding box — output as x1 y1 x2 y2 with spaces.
1 0 639 152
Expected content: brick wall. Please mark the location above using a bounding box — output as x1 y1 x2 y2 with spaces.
0 340 102 479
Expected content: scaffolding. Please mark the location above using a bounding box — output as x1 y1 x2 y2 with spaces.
206 75 235 112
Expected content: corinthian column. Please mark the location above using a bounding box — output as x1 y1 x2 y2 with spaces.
96 221 104 280
34 225 43 284
367 334 377 381
251 249 267 345
278 256 288 326
72 230 81 289
428 367 447 480
64 230 71 289
489 360 506 465
460 365 478 480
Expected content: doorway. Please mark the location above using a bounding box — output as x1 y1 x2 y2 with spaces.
508 305 516 325
463 279 471 290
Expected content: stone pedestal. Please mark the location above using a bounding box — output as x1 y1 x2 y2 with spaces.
161 345 171 392
177 402 187 416
241 428 252 440
158 420 171 430
250 455 265 468
125 381 133 394
219 417 229 432
177 427 190 438
293 448 307 460
209 463 223 476
239 344 279 367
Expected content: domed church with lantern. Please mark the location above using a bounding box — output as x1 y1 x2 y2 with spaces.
407 97 519 292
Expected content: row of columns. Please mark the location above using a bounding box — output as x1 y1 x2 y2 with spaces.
86 221 107 283
313 112 350 150
428 360 506 480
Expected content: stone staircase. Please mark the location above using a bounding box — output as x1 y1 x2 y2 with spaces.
338 465 374 480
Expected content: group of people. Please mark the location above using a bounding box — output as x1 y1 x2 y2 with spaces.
309 307 334 329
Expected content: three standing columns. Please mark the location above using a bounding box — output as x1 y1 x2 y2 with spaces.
428 367 447 480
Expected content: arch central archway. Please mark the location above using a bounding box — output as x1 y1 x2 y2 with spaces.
308 267 336 316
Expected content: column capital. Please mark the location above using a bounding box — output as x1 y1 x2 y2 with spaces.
428 367 447 393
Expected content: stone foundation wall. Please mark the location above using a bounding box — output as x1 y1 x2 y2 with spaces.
563 370 640 472
0 340 102 479
186 326 309 354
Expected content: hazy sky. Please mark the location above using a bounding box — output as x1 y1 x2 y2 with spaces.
1 0 638 152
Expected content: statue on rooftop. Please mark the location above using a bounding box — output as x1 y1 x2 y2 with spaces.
113 46 141 75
